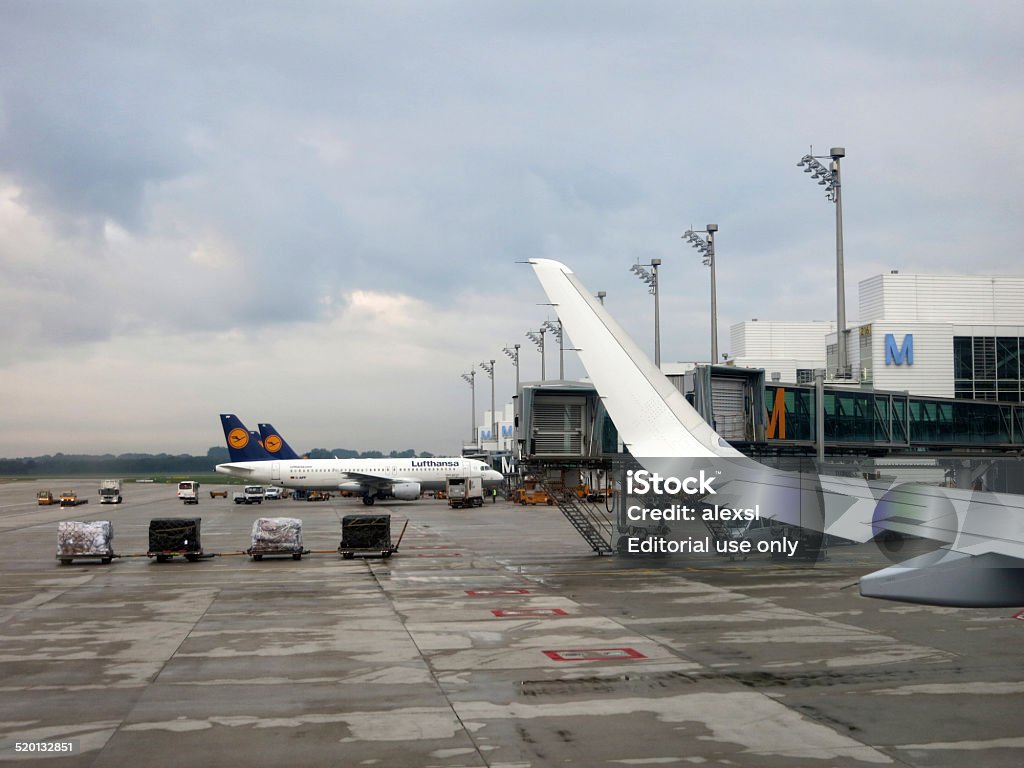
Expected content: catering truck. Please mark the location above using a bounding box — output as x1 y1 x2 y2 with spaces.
99 479 123 504
446 474 484 509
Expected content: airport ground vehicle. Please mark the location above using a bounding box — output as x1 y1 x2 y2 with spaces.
37 490 55 505
209 490 228 498
446 476 483 508
514 479 554 506
304 490 331 502
177 480 200 505
233 486 265 504
264 486 283 500
99 479 123 504
59 491 88 507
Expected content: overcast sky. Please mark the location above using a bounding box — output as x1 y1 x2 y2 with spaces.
2 1 1022 457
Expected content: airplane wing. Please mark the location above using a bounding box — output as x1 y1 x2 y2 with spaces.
528 258 1024 607
339 471 414 489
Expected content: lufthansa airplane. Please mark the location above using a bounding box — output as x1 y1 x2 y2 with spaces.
529 258 1024 607
216 414 503 504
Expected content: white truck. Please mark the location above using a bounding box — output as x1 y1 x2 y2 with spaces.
99 479 123 504
447 475 484 508
233 486 265 505
177 480 200 505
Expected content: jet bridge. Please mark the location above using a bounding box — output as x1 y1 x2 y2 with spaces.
516 381 618 553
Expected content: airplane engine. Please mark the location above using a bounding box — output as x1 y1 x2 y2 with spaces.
391 482 421 501
861 550 1024 607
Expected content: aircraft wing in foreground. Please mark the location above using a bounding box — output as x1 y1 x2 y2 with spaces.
528 257 1024 607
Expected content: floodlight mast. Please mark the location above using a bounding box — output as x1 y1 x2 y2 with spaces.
460 370 476 444
502 343 520 396
797 146 847 379
479 360 496 450
525 328 546 380
630 258 662 367
542 319 564 379
683 224 719 363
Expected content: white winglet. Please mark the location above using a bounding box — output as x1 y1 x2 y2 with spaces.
529 258 743 460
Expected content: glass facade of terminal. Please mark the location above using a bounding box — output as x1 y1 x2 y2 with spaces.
764 384 1024 448
954 336 1023 402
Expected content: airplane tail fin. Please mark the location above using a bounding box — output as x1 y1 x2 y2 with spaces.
257 423 301 460
220 414 274 462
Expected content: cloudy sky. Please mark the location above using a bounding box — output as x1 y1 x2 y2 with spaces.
1 1 1022 457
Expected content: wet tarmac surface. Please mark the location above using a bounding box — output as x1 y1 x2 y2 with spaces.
1 480 1022 766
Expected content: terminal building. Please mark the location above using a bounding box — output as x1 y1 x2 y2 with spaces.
730 271 1024 401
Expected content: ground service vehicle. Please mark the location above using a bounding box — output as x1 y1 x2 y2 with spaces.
447 476 484 508
37 490 55 505
233 486 265 504
99 479 123 504
264 486 282 500
517 479 554 506
177 480 200 505
59 491 87 507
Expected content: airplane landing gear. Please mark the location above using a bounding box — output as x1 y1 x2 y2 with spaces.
362 494 375 506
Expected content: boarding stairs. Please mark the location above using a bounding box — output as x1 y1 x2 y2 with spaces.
702 516 737 554
540 480 616 555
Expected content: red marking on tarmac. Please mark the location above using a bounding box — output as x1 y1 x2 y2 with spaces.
466 589 531 596
543 648 647 662
1013 610 1024 621
407 545 459 550
491 608 567 618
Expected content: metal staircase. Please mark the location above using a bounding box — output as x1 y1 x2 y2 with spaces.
540 480 616 555
702 516 735 552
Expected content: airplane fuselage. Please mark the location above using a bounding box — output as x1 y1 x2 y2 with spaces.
216 456 502 493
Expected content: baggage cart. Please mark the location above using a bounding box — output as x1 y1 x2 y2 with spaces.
338 515 407 559
147 517 208 562
247 517 309 560
56 520 116 565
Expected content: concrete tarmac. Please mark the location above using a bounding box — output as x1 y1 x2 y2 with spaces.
0 479 1021 767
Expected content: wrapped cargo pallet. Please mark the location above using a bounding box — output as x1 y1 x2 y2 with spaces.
339 514 392 558
148 518 202 561
57 521 114 564
249 517 304 560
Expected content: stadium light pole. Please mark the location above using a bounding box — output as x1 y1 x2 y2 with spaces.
630 258 662 367
503 343 520 396
479 360 495 450
461 371 476 446
542 319 564 380
503 344 520 452
797 146 847 378
683 224 719 364
526 328 546 380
